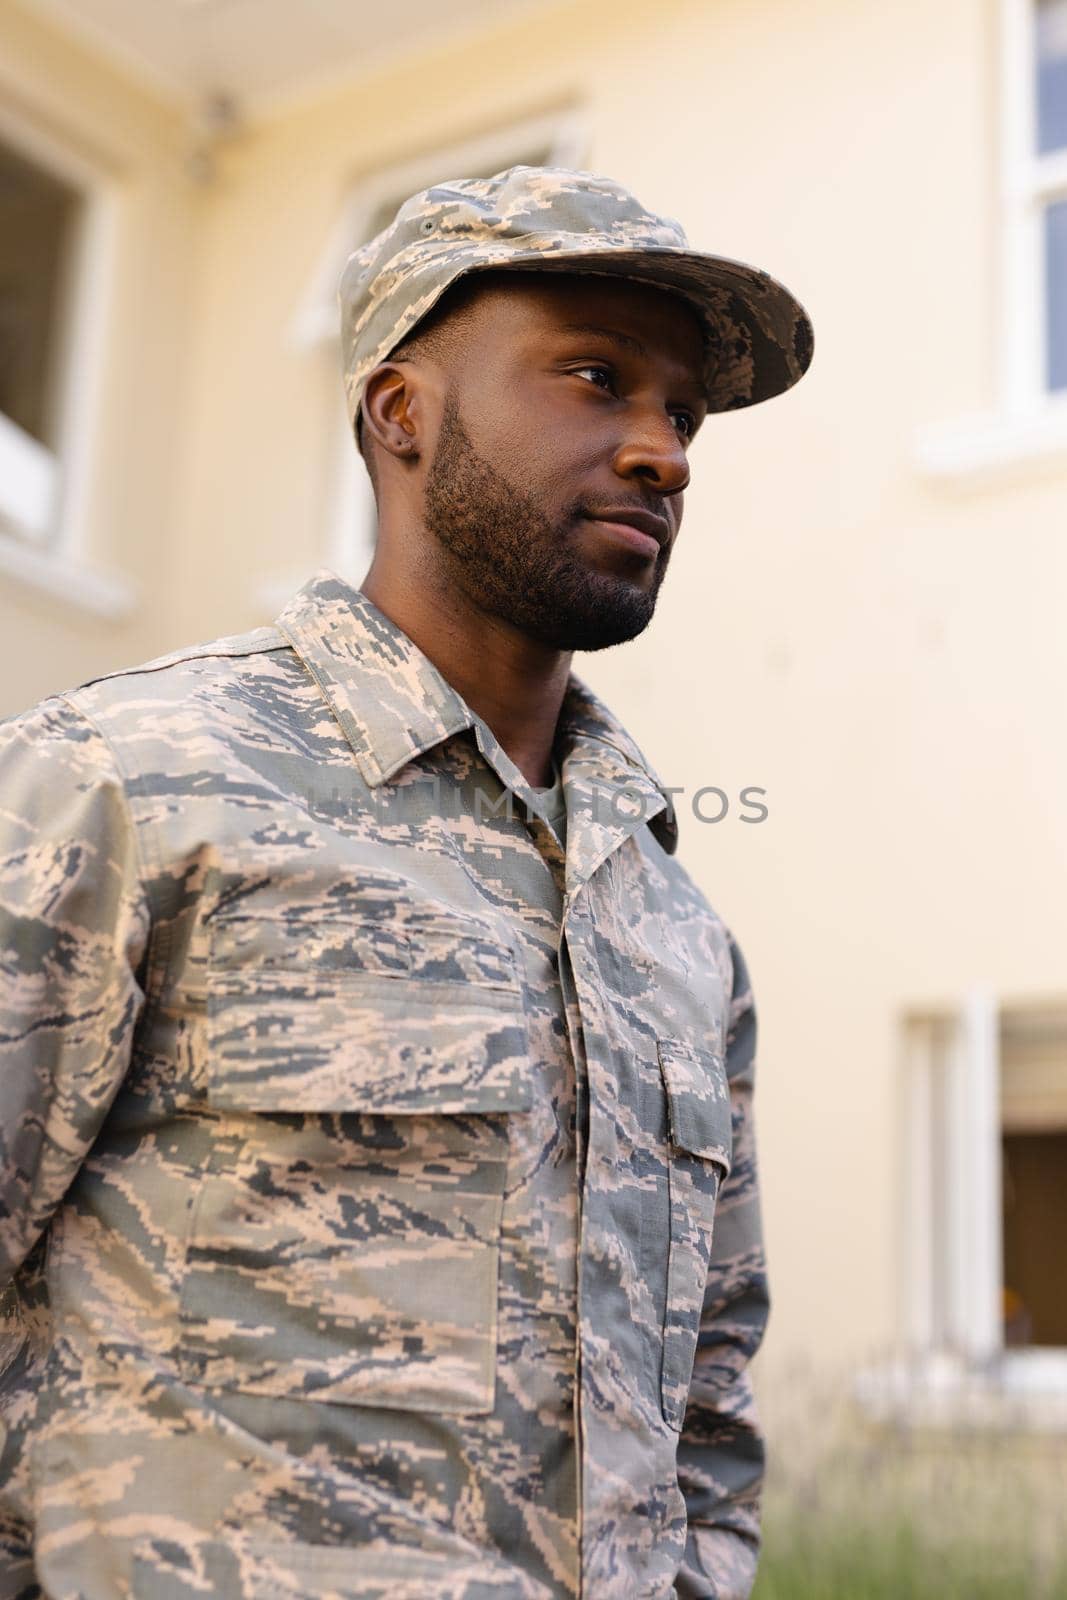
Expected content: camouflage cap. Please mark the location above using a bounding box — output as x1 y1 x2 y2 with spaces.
338 164 813 437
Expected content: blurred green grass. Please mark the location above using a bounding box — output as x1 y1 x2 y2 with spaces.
752 1364 1067 1600
754 1520 1067 1599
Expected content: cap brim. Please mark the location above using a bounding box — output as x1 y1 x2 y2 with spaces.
457 245 813 413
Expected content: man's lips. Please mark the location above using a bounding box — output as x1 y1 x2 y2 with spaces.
582 507 670 560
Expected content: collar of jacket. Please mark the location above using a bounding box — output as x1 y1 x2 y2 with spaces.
275 570 679 858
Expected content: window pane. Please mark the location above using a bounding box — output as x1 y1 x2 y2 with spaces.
0 141 80 446
1045 198 1067 391
1002 1132 1067 1346
1037 0 1067 152
1001 1009 1067 1347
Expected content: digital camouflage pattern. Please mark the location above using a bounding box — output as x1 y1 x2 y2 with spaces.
339 163 814 431
0 572 768 1599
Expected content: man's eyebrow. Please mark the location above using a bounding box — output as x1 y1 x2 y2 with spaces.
557 320 706 403
558 322 648 359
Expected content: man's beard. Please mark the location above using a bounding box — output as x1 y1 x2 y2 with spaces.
421 391 669 651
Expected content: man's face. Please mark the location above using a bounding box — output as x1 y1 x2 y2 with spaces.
418 273 708 652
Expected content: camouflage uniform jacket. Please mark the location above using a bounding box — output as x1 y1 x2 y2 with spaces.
0 572 768 1600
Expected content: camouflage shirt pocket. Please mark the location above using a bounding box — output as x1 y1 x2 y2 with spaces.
656 1037 733 1431
176 912 531 1416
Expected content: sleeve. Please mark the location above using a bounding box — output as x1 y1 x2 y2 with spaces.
0 696 150 1289
672 935 769 1600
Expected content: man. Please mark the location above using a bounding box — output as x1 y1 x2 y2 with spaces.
0 166 811 1599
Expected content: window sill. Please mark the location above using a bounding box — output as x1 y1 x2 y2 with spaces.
0 531 136 620
914 397 1067 488
855 1349 1067 1432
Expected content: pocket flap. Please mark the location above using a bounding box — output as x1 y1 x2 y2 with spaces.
205 912 530 1116
206 973 531 1115
657 1038 733 1171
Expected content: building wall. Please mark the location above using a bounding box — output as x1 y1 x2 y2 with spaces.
3 0 1066 1379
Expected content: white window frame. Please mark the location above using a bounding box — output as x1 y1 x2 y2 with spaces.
858 990 1067 1431
901 990 1002 1361
916 0 1067 481
0 101 133 618
259 107 588 611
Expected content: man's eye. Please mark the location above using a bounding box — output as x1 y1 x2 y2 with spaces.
671 410 697 440
572 364 615 390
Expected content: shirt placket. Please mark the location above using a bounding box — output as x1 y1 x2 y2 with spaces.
557 783 669 1597
466 715 671 1598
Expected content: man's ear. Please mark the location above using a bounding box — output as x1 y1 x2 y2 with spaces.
361 362 422 467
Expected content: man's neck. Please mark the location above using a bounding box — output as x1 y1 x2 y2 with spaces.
360 564 572 790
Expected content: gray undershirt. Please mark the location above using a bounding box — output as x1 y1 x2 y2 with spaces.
532 760 567 853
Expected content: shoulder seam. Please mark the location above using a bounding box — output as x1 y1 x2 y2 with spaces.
74 639 292 692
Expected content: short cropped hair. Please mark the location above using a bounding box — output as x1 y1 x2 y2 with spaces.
354 272 491 495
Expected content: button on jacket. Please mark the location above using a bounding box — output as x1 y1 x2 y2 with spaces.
0 572 768 1600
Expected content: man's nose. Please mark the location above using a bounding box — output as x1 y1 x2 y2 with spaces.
612 411 690 497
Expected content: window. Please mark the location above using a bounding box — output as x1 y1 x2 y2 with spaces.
1000 0 1067 411
274 109 587 608
874 995 1067 1426
0 137 81 545
916 2 1067 476
903 995 1067 1360
0 105 128 616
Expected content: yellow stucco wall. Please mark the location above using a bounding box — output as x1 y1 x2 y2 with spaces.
2 0 1066 1381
